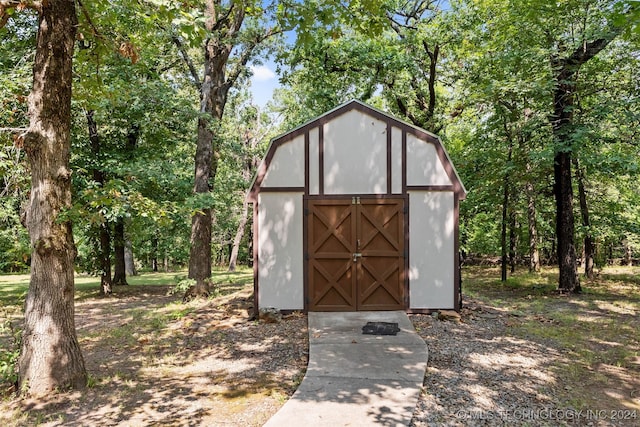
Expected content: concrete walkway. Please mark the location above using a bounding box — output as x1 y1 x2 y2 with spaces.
263 311 428 427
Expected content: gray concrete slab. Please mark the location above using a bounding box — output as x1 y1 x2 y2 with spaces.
263 311 428 427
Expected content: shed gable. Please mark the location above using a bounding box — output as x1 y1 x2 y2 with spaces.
249 99 466 200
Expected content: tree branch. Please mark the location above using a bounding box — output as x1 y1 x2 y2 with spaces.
76 0 104 40
0 0 41 9
206 2 235 31
565 36 617 71
0 127 28 133
226 27 283 88
0 11 9 29
0 0 42 29
172 35 202 90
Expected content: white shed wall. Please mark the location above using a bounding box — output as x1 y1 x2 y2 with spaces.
257 192 304 310
391 126 403 194
409 191 455 309
261 135 305 188
323 110 387 194
406 134 452 186
309 127 319 195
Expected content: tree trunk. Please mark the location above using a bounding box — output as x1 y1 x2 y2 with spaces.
125 239 136 276
86 110 112 294
509 209 517 274
549 27 623 292
98 224 112 293
18 0 87 395
151 235 159 272
112 218 128 286
187 113 214 295
501 170 509 282
608 244 613 265
623 239 633 267
574 158 595 278
525 179 540 273
550 65 581 293
553 150 580 292
500 133 513 282
186 1 245 299
228 195 250 272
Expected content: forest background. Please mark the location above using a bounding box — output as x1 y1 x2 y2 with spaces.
0 0 639 396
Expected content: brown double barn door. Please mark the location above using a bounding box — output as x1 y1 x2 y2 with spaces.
307 198 405 311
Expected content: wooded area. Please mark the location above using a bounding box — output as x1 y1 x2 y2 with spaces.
0 0 638 396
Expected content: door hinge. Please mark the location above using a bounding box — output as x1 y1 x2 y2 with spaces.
403 206 408 214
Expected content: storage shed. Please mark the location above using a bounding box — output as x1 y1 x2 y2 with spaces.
248 100 466 313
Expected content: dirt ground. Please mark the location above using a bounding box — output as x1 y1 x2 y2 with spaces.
1 283 309 426
1 267 638 426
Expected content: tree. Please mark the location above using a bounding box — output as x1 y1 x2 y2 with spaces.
0 0 87 395
276 0 450 132
85 109 113 294
548 0 637 292
68 0 200 282
174 1 280 297
447 0 638 288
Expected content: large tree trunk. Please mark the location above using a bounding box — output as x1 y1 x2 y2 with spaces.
86 110 112 295
187 113 215 295
18 0 87 395
553 150 581 292
550 68 582 292
111 123 138 286
551 67 581 292
186 1 245 299
112 218 128 286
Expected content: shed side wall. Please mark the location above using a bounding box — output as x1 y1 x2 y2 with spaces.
257 192 304 310
409 191 455 309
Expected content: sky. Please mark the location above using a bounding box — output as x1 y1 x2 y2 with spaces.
249 63 280 108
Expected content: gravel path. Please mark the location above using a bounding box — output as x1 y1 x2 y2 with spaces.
409 298 634 427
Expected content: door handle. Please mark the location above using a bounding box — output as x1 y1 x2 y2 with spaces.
353 253 362 262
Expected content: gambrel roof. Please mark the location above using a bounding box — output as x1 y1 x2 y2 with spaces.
248 99 467 201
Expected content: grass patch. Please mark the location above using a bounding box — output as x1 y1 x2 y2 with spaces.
0 267 253 306
463 265 640 411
